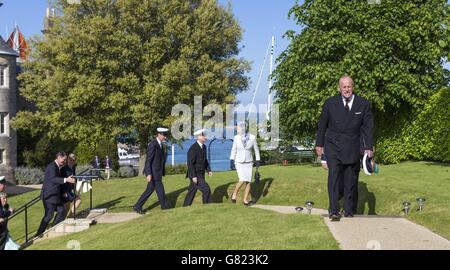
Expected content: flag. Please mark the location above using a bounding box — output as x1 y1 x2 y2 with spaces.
7 25 29 61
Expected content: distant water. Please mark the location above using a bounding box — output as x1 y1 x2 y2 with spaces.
166 139 233 172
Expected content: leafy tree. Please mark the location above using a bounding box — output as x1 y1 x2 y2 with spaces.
273 0 449 145
22 135 77 168
376 87 450 163
13 0 249 150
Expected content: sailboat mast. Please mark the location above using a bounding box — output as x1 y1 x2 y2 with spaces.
267 35 275 121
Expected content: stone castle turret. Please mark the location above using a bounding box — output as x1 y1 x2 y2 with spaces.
0 36 18 184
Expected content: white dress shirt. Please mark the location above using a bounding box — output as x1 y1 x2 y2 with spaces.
342 94 354 111
156 137 162 148
197 141 204 148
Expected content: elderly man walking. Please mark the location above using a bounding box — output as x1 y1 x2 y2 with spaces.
316 75 374 221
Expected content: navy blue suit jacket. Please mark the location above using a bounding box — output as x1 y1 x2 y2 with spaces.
316 94 374 164
40 161 65 205
0 204 11 233
143 139 166 181
186 142 211 179
61 165 76 195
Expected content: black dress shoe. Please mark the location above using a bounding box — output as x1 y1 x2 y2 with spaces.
330 213 341 221
344 212 354 218
133 207 145 215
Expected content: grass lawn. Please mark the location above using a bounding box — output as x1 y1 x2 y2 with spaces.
28 205 338 250
7 161 450 249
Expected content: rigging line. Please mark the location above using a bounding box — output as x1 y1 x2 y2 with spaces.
247 38 272 121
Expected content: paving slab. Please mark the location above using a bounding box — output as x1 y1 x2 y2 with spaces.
7 184 42 195
251 204 328 215
324 216 450 250
90 212 142 224
252 204 450 250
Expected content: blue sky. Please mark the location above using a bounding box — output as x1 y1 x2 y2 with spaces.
217 0 299 106
0 0 448 107
0 0 299 107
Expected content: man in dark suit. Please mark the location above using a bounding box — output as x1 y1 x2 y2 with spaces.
133 127 169 214
35 152 76 237
183 129 213 207
321 150 360 215
316 76 374 221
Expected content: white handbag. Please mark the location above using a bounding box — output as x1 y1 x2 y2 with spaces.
5 233 20 250
76 180 92 193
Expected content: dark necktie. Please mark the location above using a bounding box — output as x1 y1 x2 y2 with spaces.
345 98 350 112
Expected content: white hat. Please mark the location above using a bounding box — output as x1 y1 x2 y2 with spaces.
76 181 92 194
193 129 206 136
157 127 169 134
362 153 378 176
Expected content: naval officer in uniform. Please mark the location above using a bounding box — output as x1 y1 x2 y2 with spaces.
183 129 213 206
133 127 169 214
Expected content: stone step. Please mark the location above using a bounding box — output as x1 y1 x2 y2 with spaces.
53 218 94 233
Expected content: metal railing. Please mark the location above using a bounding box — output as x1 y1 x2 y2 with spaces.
8 167 99 245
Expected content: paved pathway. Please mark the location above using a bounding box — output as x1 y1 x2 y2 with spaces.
251 204 328 215
87 212 142 224
251 204 450 250
7 184 42 195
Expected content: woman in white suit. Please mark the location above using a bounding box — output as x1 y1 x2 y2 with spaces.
230 122 260 206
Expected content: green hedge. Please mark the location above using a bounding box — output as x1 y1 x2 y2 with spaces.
376 88 450 164
165 164 188 175
14 166 45 185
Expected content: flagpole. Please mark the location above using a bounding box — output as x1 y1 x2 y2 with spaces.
266 35 275 121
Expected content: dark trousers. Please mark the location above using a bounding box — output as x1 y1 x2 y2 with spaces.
36 200 65 237
328 158 359 215
337 171 359 214
0 227 7 250
134 179 168 210
183 173 212 206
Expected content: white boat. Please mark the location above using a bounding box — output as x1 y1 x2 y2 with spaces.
118 147 140 160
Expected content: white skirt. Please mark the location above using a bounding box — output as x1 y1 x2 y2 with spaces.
235 162 253 182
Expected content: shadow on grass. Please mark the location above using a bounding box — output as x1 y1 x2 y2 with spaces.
92 196 126 211
423 161 450 167
251 178 274 203
212 181 235 203
144 186 189 211
209 178 274 204
357 182 377 215
11 196 126 244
